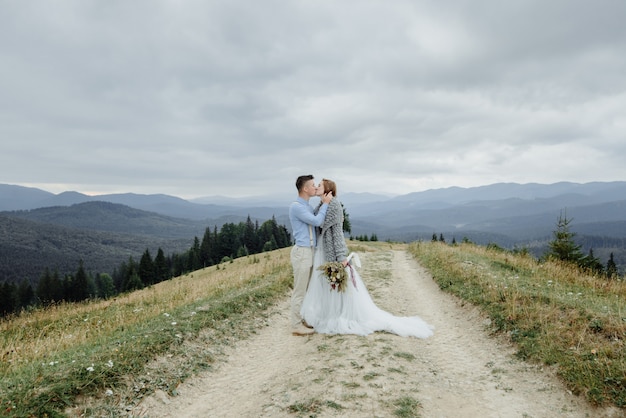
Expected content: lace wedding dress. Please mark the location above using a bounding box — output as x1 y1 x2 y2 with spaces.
301 248 434 338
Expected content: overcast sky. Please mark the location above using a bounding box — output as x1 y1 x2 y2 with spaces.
1 1 625 199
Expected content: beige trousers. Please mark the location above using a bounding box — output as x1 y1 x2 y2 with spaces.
290 245 314 327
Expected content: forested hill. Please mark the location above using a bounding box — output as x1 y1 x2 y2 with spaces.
5 201 208 239
0 213 192 284
0 201 291 287
3 182 626 282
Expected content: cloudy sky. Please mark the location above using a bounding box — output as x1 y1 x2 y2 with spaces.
1 1 625 199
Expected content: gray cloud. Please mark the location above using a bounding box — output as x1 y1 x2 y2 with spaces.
1 0 624 198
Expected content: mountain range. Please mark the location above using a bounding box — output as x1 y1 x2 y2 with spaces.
1 181 625 284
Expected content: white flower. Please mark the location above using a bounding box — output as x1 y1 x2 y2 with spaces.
106 360 114 368
87 365 95 372
105 389 113 396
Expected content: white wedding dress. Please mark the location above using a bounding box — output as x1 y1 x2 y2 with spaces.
301 247 434 338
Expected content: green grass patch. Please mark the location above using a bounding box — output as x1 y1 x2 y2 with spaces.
393 352 416 361
287 398 323 414
287 398 343 415
363 371 380 381
393 396 422 417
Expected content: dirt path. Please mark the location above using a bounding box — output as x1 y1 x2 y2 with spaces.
135 249 616 417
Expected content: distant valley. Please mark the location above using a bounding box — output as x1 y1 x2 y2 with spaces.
1 181 626 284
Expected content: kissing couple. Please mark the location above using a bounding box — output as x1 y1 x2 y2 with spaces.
288 175 434 338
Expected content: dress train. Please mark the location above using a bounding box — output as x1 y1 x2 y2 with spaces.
301 248 434 338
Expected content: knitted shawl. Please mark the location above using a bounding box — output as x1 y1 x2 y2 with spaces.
318 198 348 263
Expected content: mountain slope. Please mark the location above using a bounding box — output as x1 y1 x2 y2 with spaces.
0 214 192 284
5 201 208 239
2 182 626 278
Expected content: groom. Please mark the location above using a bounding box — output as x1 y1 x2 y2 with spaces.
289 174 332 336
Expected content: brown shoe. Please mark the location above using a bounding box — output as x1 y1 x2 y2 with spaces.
292 324 314 336
302 320 313 329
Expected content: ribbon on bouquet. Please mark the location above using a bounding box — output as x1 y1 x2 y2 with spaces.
347 252 361 267
345 252 361 290
346 263 357 290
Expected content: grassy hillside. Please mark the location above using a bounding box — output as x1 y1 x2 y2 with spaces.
0 248 294 417
410 241 625 408
1 241 624 416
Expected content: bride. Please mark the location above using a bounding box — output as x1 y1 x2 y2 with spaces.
300 178 434 338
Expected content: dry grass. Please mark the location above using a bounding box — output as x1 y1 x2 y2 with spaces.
0 249 293 417
409 241 625 408
1 252 287 369
3 239 624 415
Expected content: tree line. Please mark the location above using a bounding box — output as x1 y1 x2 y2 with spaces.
543 213 619 278
0 216 291 317
432 213 622 279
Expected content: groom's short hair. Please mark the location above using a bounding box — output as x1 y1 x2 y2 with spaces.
296 175 314 192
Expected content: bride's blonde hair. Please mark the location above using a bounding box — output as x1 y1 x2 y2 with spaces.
322 178 337 196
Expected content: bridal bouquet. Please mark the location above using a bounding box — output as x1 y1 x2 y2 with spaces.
318 261 348 292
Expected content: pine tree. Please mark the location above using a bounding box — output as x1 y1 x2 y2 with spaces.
188 236 202 271
120 257 140 292
581 248 603 274
241 216 259 254
36 268 54 306
154 248 168 282
199 227 214 267
124 272 143 292
545 211 584 265
258 219 276 252
0 281 16 316
72 260 91 302
49 270 64 302
16 280 35 310
139 249 155 285
216 223 239 260
170 253 186 277
342 204 351 234
606 252 618 279
276 224 292 248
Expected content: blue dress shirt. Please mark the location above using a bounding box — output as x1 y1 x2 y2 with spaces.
289 197 329 247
